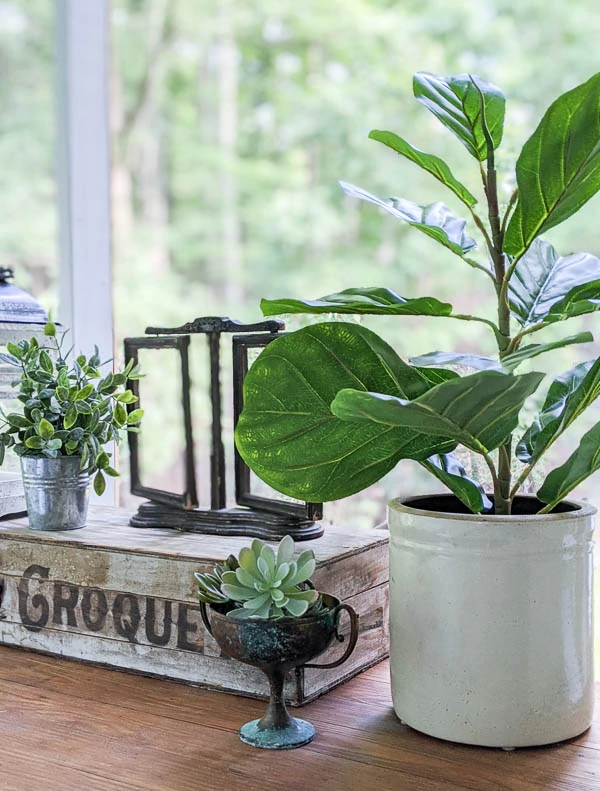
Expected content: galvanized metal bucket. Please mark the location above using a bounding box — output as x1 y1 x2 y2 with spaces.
20 455 90 531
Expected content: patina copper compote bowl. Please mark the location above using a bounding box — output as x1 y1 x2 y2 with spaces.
200 593 359 749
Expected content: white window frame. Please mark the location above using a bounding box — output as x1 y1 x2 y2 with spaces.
55 0 115 502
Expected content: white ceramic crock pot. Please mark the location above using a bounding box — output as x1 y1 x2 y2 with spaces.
388 494 595 748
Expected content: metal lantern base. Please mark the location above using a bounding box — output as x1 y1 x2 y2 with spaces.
129 501 324 541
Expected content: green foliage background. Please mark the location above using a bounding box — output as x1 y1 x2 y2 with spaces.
4 0 600 524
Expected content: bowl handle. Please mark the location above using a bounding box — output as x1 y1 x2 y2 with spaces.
303 603 359 670
199 601 214 636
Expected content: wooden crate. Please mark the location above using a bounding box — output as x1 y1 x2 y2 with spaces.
0 507 389 705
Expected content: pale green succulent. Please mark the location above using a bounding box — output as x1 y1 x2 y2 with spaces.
196 535 319 620
222 536 318 619
195 555 239 605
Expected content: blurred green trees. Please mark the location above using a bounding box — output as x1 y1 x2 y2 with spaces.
4 0 600 520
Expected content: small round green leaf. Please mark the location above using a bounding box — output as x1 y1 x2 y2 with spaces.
93 470 106 496
38 418 54 440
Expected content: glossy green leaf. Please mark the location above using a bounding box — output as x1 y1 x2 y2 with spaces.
0 352 19 366
410 351 502 372
38 350 53 374
331 370 544 454
543 279 600 324
517 358 600 463
261 287 452 318
537 421 600 510
93 470 106 496
505 72 600 257
64 404 78 430
421 453 493 513
235 322 456 502
38 418 54 440
114 402 127 427
508 239 600 327
25 436 44 450
339 181 476 255
127 408 144 424
6 342 22 360
6 413 32 429
368 129 477 206
501 333 593 372
116 390 137 404
75 384 94 401
413 72 505 160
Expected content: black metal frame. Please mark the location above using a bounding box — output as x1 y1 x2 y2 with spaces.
123 334 197 509
123 317 323 539
232 333 322 522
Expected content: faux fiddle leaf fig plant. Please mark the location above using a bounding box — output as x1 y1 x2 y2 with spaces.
235 71 600 516
0 322 143 495
195 535 320 619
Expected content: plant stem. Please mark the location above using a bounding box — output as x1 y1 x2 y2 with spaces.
476 81 512 514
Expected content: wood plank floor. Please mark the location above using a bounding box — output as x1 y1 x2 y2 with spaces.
0 645 598 791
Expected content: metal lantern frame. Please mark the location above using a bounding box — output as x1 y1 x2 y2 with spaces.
124 317 323 541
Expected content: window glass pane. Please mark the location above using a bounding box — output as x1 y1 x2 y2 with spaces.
0 1 56 483
110 0 600 528
0 1 57 308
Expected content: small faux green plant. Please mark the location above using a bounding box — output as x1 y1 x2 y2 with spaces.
236 71 600 516
0 321 143 495
195 535 320 619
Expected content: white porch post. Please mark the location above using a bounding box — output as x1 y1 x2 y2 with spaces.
55 0 115 502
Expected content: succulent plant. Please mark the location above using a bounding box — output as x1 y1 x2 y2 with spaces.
195 555 239 605
195 535 319 620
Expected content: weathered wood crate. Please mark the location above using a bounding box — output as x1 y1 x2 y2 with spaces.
0 507 389 705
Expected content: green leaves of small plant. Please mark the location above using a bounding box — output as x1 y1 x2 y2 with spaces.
261 287 452 318
505 72 600 257
368 130 477 207
339 181 476 256
0 322 143 485
413 72 505 160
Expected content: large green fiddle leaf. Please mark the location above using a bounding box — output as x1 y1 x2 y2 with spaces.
331 370 544 455
261 287 451 318
413 72 505 161
505 72 600 258
508 239 600 327
516 358 600 464
339 182 476 256
368 130 477 207
421 453 492 513
234 322 457 502
537 422 600 511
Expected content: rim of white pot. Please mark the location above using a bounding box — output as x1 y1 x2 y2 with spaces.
389 493 596 523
